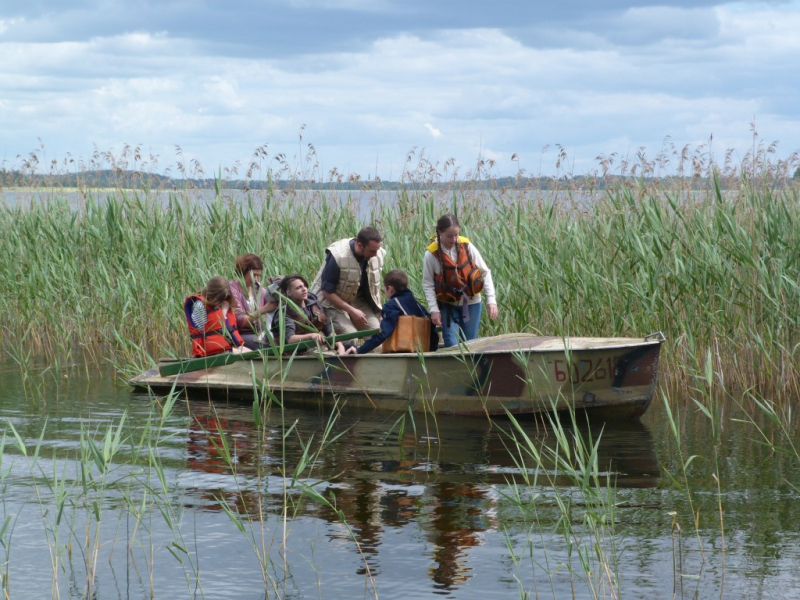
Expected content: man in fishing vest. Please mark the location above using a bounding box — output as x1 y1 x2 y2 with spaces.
310 227 386 335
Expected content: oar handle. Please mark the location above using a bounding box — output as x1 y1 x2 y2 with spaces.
158 328 379 376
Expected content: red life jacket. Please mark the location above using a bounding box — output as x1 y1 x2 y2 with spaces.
427 237 485 303
184 295 245 357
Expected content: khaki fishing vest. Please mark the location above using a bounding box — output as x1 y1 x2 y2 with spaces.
311 238 386 308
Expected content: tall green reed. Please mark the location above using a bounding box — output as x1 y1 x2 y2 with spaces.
182 339 381 598
2 158 800 404
501 404 624 600
0 392 214 599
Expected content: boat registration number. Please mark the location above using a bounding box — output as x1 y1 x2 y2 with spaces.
553 357 619 383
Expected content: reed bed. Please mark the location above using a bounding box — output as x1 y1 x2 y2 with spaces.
1 170 799 402
3 137 800 598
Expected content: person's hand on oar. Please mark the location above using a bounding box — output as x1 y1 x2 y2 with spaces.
333 341 358 355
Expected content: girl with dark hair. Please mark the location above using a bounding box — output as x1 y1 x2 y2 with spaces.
272 274 356 355
422 214 498 347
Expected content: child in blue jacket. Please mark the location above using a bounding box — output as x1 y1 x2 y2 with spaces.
358 269 439 354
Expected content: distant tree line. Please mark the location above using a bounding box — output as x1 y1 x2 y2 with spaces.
2 168 799 193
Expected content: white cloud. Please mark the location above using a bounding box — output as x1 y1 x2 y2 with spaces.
0 18 24 35
424 123 442 138
1 3 799 178
612 6 721 44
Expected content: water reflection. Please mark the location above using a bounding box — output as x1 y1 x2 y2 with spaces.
180 401 659 591
4 366 800 598
426 481 493 589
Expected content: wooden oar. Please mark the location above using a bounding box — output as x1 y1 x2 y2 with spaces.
157 329 378 377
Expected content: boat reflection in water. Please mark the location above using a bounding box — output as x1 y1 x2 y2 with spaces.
176 401 659 591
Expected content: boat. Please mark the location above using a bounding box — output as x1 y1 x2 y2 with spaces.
129 332 665 418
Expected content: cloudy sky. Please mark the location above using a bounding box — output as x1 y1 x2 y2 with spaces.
2 0 799 179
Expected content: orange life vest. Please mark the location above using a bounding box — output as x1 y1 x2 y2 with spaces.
427 237 485 303
184 295 245 357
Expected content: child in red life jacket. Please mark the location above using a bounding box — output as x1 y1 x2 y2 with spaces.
184 276 247 358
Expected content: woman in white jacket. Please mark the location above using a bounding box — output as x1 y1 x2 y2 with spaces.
422 214 498 347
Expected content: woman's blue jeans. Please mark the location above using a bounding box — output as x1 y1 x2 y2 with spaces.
439 302 482 347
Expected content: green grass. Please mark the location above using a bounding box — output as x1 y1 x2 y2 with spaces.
2 172 800 401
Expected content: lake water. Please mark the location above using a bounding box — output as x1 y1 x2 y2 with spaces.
2 187 596 223
1 361 799 599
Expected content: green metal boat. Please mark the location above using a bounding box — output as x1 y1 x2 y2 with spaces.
129 332 665 418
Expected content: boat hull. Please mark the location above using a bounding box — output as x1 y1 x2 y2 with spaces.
130 334 664 418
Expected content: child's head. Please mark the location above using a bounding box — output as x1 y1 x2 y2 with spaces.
383 269 408 298
435 213 461 249
203 275 235 308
